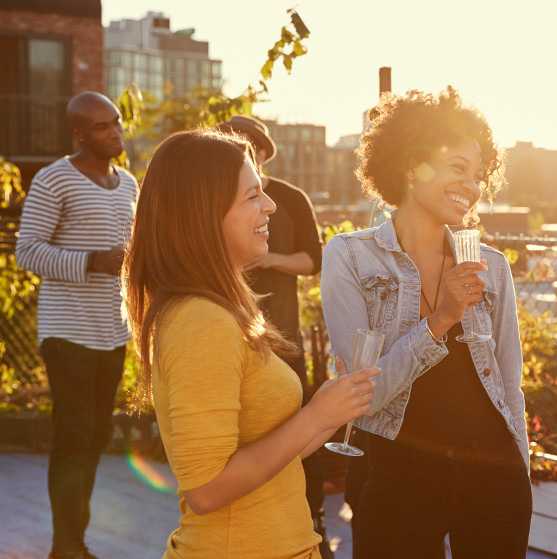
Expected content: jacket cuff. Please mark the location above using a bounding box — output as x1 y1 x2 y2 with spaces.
410 318 449 372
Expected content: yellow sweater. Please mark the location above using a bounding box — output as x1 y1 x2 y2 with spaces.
152 297 321 559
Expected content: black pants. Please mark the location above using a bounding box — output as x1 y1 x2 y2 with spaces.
41 338 125 554
353 439 532 559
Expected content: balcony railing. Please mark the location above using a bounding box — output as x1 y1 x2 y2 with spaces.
0 95 71 158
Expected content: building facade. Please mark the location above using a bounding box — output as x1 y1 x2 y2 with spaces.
504 141 557 214
0 0 104 184
104 11 222 101
326 134 362 205
263 120 327 201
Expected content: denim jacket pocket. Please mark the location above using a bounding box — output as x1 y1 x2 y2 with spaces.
360 274 399 330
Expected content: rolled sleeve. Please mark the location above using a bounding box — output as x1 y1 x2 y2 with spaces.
322 234 448 418
409 318 449 368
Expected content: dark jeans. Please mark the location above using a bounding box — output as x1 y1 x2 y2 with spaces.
41 337 126 554
353 440 532 559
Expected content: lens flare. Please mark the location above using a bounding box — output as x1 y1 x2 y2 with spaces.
126 449 176 494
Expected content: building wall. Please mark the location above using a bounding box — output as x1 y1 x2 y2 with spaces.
0 7 103 185
105 13 222 100
326 134 362 205
0 10 104 93
264 121 327 200
505 142 557 211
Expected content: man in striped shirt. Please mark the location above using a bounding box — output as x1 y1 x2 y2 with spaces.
16 92 138 559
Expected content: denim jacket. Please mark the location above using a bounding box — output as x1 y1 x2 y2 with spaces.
321 217 529 471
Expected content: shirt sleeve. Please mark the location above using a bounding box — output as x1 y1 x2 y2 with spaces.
157 300 246 491
292 189 322 274
15 176 89 282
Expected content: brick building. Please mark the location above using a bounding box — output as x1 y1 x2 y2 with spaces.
0 0 104 185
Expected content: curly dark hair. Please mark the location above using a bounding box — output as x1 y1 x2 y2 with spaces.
357 86 504 207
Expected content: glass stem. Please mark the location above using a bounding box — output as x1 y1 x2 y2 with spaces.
343 421 353 448
463 307 476 337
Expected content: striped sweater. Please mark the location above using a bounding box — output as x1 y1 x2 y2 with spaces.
16 157 138 350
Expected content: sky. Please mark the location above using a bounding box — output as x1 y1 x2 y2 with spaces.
103 0 557 149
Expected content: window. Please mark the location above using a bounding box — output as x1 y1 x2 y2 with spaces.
29 39 65 97
149 73 164 100
211 61 222 79
314 128 324 142
0 34 71 156
134 53 147 71
186 59 197 78
109 51 122 66
150 55 163 73
200 61 210 88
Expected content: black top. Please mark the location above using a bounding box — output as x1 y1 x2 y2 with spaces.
248 177 322 341
370 323 522 467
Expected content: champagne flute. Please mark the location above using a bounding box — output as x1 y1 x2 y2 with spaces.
325 329 384 457
453 228 491 343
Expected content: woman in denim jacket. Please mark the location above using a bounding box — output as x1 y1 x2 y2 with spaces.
321 88 532 559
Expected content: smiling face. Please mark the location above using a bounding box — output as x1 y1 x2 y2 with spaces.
222 158 276 270
403 138 483 226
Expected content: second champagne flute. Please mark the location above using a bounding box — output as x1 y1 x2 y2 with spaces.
325 328 384 457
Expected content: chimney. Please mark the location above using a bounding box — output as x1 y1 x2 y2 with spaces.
379 66 392 97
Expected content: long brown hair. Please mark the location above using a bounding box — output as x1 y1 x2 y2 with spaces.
123 129 293 405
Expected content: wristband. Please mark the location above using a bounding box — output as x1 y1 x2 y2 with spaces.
426 319 448 344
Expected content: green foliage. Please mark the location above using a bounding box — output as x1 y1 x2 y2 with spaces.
519 305 557 385
114 341 142 413
260 11 309 80
0 253 40 319
0 156 43 412
0 158 25 209
518 303 557 478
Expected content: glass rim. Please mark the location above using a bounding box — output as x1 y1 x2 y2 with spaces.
355 328 385 339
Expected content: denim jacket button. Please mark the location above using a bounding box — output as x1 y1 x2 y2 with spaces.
483 367 492 377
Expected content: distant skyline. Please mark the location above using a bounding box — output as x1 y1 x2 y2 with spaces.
103 0 557 150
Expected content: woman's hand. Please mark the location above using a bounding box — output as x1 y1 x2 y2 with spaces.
430 261 487 334
305 358 379 432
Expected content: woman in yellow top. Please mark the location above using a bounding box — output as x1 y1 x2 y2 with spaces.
123 130 379 559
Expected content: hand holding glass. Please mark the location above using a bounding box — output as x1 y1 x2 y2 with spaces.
325 329 384 457
453 229 491 343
